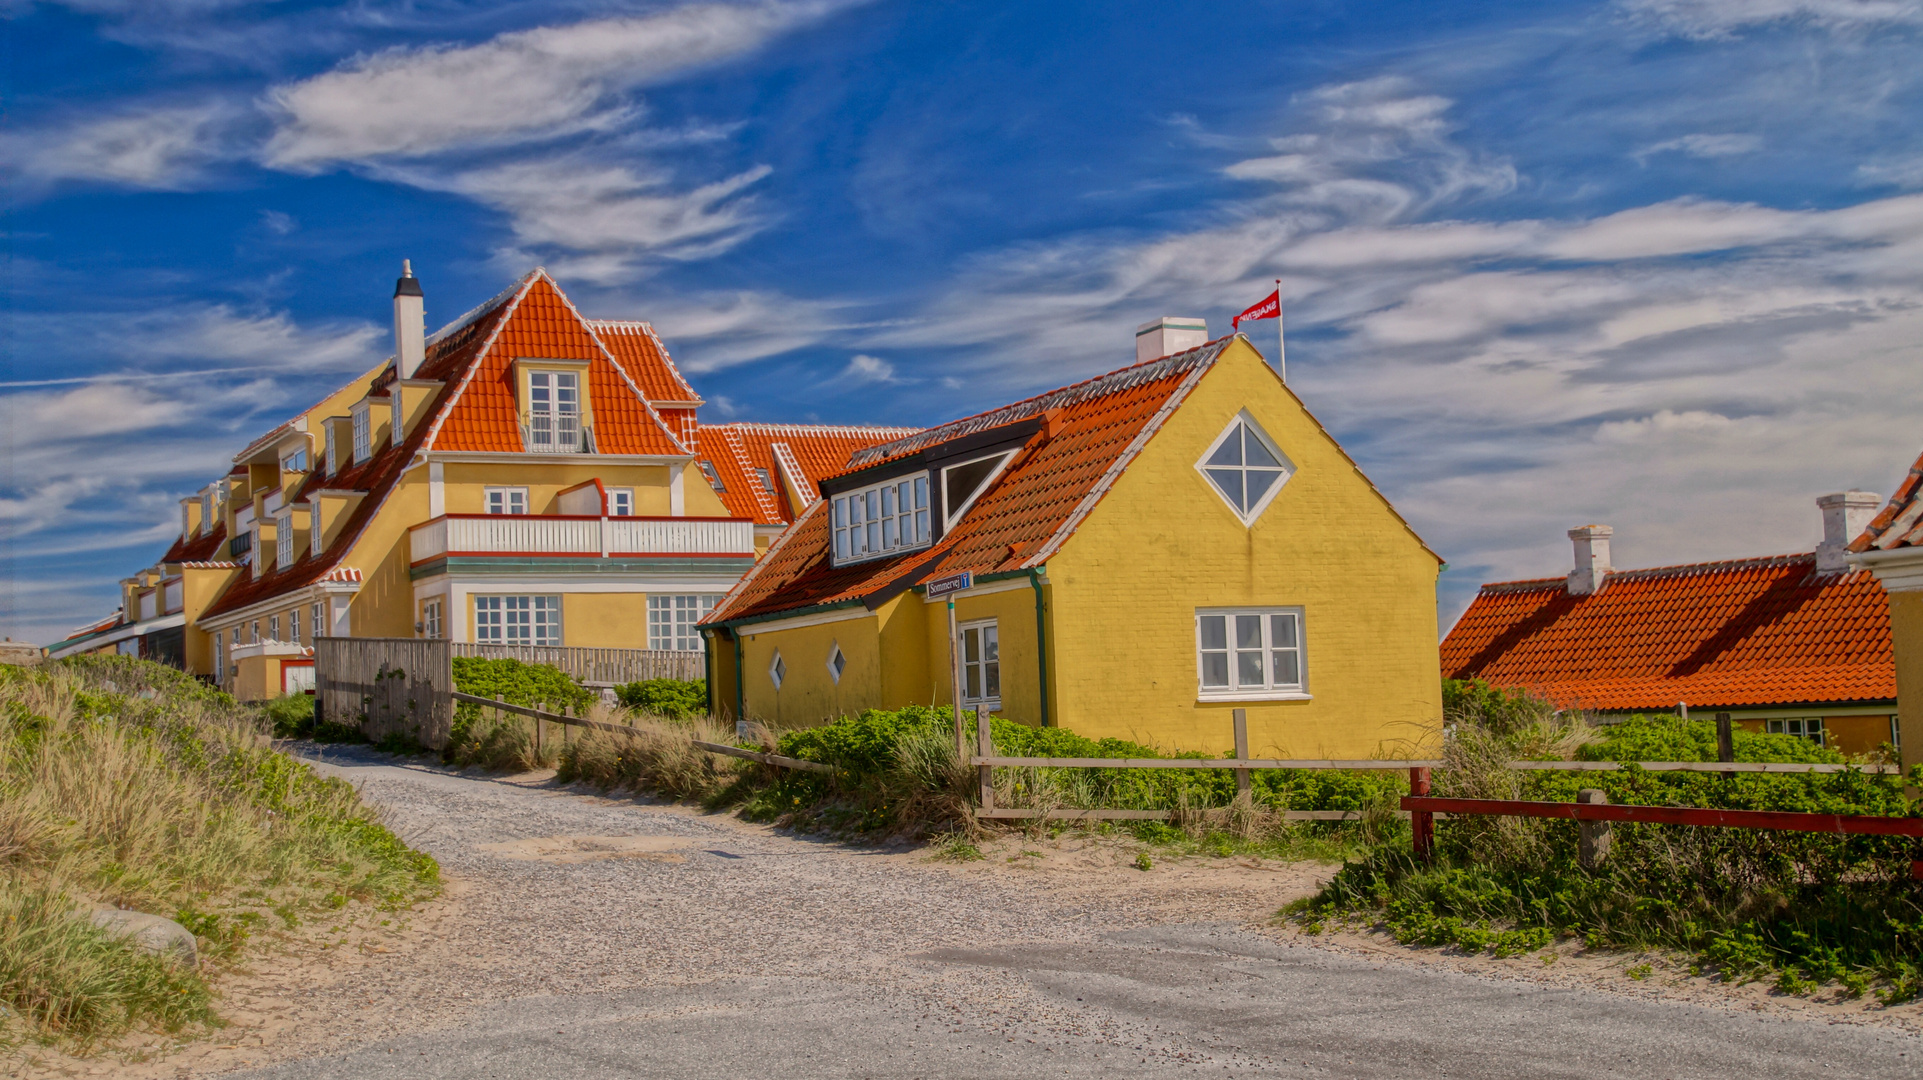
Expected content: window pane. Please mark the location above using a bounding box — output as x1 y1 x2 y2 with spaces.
984 659 1000 698
1270 613 1297 649
834 498 846 527
1245 469 1282 506
834 529 848 559
866 521 880 551
915 510 929 542
983 625 998 662
964 663 981 700
1198 615 1227 651
1272 650 1300 687
1244 429 1281 469
944 456 1004 521
882 517 898 548
881 486 895 517
963 627 980 663
1236 651 1265 687
914 476 928 509
1201 652 1229 688
1207 429 1243 466
1205 469 1244 509
866 490 880 519
1235 615 1263 650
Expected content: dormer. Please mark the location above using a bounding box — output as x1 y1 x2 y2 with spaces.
513 358 595 454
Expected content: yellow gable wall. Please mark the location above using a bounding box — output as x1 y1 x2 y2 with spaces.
1045 337 1441 758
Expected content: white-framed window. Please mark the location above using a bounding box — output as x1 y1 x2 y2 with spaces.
1766 717 1825 746
215 637 225 682
832 474 931 564
1197 411 1294 525
269 614 280 641
755 468 775 495
250 620 260 644
473 595 562 645
352 403 371 463
421 598 443 640
281 448 308 473
325 436 338 475
827 642 847 684
289 608 301 644
527 370 581 452
312 602 324 640
608 488 634 517
648 594 720 651
959 620 999 705
276 511 294 569
697 460 726 492
201 491 215 535
231 626 241 650
485 487 529 515
1197 608 1306 699
941 451 1016 529
769 650 787 690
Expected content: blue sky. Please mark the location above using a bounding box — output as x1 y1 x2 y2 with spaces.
6 0 1923 644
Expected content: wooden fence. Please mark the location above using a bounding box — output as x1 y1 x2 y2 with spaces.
314 637 454 749
451 643 703 686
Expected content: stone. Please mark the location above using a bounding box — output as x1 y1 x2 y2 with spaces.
90 907 199 967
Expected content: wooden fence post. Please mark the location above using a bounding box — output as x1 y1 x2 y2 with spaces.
1577 788 1612 869
1232 708 1251 804
1716 712 1735 779
1409 766 1434 862
976 704 994 812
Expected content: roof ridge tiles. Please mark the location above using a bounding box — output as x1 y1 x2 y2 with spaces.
1478 551 1823 595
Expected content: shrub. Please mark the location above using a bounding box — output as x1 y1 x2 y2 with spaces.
614 678 707 720
260 693 317 738
448 657 593 752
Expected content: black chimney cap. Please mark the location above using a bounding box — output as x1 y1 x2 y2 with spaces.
394 258 423 298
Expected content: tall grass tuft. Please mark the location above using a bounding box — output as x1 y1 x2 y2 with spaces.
0 656 438 1051
556 706 747 801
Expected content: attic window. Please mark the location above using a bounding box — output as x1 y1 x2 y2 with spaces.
755 468 775 495
351 404 371 464
1197 411 1293 525
941 450 1016 529
697 459 726 492
281 448 307 473
527 371 583 452
826 643 847 684
832 474 931 565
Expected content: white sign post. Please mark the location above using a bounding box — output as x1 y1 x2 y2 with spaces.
925 571 974 758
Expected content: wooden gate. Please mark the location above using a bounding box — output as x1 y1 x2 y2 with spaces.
314 637 454 749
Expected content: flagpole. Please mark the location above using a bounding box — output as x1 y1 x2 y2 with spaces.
1275 278 1286 384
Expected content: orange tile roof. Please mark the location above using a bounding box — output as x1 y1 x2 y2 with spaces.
585 321 700 404
706 338 1231 625
695 422 919 525
1853 449 1923 551
1439 554 1894 709
160 522 227 564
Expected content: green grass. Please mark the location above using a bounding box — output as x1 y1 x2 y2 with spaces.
0 656 439 1052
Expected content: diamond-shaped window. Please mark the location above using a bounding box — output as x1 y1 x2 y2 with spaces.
826 643 847 684
1196 411 1294 525
769 651 787 690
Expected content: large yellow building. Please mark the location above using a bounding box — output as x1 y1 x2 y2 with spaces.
48 265 912 694
705 321 1444 757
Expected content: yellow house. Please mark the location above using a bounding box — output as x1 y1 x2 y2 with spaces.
704 320 1444 758
1846 451 1923 774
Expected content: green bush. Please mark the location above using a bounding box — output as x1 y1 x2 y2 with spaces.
614 678 707 720
448 657 593 749
260 693 316 738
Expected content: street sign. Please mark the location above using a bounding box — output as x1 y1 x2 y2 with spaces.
925 571 973 599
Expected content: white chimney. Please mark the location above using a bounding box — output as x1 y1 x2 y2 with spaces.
1135 317 1208 364
393 259 425 379
1815 490 1880 573
1567 524 1612 596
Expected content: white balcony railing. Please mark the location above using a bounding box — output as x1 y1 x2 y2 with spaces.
409 515 754 564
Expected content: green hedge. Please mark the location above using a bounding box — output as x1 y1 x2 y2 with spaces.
614 678 706 720
448 657 594 745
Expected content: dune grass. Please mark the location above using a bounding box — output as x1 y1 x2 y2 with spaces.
0 656 439 1052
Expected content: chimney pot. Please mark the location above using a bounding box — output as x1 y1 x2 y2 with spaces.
1815 490 1880 573
1135 317 1208 364
393 259 426 378
1567 524 1612 596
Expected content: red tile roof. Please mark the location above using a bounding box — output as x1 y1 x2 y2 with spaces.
1854 449 1923 552
159 522 227 564
1439 554 1894 710
694 422 919 526
586 321 700 404
706 338 1231 625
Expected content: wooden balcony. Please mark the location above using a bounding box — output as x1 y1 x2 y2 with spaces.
408 514 755 565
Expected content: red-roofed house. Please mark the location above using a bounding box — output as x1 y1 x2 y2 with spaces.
49 266 911 695
1441 495 1901 758
702 320 1444 755
1844 447 1923 771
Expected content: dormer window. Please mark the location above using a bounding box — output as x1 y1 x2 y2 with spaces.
276 510 293 569
1196 411 1293 525
832 474 930 564
351 404 371 463
281 448 308 473
200 491 214 536
527 370 582 452
940 451 1016 529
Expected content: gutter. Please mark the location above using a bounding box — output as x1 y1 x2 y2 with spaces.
1030 566 1049 727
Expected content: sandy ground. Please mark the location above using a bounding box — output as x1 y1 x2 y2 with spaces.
7 745 1920 1078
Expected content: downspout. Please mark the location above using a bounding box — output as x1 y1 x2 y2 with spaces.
733 628 745 725
1030 567 1050 727
702 631 715 716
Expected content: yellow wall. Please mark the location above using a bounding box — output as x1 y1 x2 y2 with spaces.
1888 590 1923 773
233 654 286 702
728 338 1442 755
551 592 649 648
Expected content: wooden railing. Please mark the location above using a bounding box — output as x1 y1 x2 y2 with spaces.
451 642 703 685
409 514 753 563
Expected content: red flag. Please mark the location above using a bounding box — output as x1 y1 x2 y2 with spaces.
1233 288 1280 329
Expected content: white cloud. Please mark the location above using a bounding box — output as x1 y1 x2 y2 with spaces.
5 102 235 188
7 304 383 374
638 289 862 371
840 354 896 384
1633 133 1764 161
1617 0 1923 37
262 3 844 169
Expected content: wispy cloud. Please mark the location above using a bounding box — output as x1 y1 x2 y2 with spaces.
3 102 239 189
1617 0 1923 38
1633 132 1764 161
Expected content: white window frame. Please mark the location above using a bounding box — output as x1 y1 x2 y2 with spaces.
201 492 215 536
1766 717 1825 746
485 486 529 515
831 473 932 566
325 436 338 476
311 602 324 640
647 594 719 651
1196 410 1295 526
473 594 562 646
769 650 787 690
289 608 301 644
1195 607 1308 701
281 447 308 473
697 459 726 492
276 510 294 570
351 403 371 463
608 488 635 517
526 370 582 453
269 614 280 642
421 598 443 640
959 618 1000 707
755 468 775 495
940 450 1017 529
826 642 847 684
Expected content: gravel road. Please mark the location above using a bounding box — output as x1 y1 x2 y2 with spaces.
213 744 1921 1079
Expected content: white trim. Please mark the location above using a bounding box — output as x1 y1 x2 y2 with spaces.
957 617 1001 708
669 468 685 516
201 579 361 634
1195 409 1295 526
826 641 846 684
1196 606 1308 700
428 460 445 518
411 574 745 593
1194 691 1314 703
1849 546 1923 592
737 605 877 636
46 613 186 659
920 576 1042 603
420 451 693 466
941 450 1017 529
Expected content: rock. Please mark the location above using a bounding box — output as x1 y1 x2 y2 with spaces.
90 907 199 967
